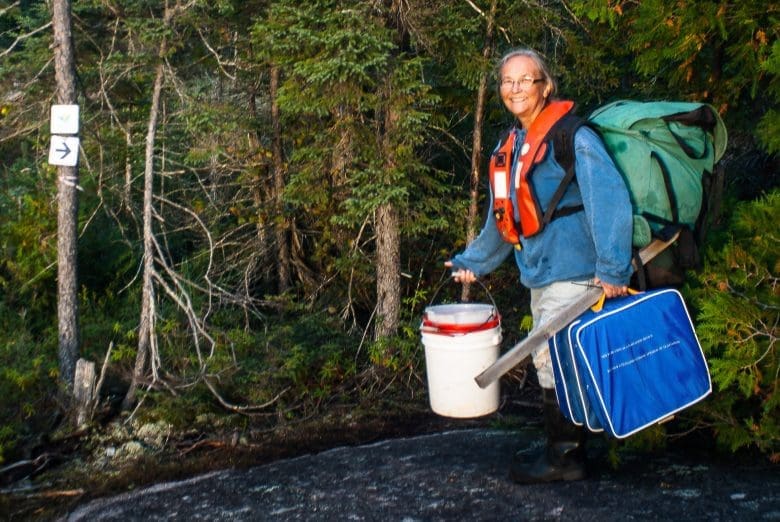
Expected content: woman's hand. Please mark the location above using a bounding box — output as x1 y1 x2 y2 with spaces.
444 261 477 284
594 277 629 298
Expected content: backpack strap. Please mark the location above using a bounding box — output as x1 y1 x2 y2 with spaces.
515 100 577 237
543 113 587 225
640 151 681 239
632 250 648 291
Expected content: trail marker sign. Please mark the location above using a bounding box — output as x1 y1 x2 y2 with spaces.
50 104 80 134
48 104 80 166
48 135 80 167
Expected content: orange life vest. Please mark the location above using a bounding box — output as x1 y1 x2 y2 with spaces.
489 100 583 245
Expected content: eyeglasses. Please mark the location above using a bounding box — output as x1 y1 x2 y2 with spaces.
500 76 545 90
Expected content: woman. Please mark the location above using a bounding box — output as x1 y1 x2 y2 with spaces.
445 49 633 484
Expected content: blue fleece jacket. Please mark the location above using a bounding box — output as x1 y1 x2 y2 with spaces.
450 125 633 289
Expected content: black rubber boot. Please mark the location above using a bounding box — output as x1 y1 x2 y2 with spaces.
509 387 586 484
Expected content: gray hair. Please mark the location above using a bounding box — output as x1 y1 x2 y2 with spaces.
496 48 558 98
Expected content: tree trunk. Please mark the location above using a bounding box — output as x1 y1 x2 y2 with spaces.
123 130 133 209
270 65 291 293
374 76 401 340
374 202 400 339
123 7 170 410
462 0 497 302
73 358 96 427
246 80 271 287
52 0 80 395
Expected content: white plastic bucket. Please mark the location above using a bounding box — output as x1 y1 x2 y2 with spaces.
420 304 501 418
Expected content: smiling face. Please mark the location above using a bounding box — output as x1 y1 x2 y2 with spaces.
499 55 552 129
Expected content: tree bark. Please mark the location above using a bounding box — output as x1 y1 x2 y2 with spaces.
270 64 291 293
463 0 497 301
374 75 401 340
123 7 171 410
246 80 270 287
73 359 96 427
123 130 133 209
374 202 400 339
52 0 80 395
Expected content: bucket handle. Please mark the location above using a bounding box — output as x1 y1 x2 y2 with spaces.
426 271 499 319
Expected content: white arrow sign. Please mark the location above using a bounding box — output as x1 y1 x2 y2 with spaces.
50 104 80 135
48 135 80 167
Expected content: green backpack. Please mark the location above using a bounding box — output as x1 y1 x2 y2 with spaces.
552 100 728 287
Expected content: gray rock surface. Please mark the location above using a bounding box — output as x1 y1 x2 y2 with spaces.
66 429 780 521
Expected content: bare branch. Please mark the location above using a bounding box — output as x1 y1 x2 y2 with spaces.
462 0 510 43
92 342 114 417
202 377 289 414
0 21 52 59
196 27 237 81
0 2 20 18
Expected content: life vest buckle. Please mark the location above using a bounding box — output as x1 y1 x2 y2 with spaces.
495 152 507 168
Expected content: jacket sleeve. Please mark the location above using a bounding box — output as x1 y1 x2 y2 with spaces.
574 127 633 286
449 186 514 277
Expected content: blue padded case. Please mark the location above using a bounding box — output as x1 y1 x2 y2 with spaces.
549 288 711 438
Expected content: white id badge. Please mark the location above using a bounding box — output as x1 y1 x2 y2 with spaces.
493 171 508 199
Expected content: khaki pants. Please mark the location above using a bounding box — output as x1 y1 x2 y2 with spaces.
530 279 593 389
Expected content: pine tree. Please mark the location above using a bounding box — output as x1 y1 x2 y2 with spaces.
252 0 447 341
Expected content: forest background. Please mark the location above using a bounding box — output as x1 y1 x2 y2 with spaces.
0 0 778 474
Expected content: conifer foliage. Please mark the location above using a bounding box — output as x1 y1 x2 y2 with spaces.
687 191 779 459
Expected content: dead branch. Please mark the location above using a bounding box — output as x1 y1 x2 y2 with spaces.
196 26 236 81
0 453 58 485
178 439 227 456
462 0 509 43
19 489 85 498
0 21 52 59
0 2 21 18
201 377 289 414
92 341 113 417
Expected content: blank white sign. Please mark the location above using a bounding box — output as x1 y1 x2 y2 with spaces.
50 104 80 134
